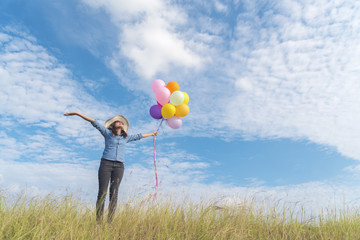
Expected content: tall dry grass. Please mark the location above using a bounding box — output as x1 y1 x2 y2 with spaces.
1 191 360 239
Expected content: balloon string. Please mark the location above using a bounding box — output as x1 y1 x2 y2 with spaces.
128 119 164 203
148 118 164 198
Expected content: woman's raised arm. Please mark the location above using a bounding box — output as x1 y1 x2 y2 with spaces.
64 112 95 123
142 131 158 138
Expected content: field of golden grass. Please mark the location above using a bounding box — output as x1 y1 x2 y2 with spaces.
1 191 360 239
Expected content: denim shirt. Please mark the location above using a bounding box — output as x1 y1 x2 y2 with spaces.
91 120 143 162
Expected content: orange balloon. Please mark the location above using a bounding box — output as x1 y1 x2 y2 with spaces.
166 81 180 93
175 104 189 117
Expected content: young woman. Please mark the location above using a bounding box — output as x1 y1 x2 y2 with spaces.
64 112 157 223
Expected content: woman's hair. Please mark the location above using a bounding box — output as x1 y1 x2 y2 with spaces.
108 123 128 138
121 129 128 138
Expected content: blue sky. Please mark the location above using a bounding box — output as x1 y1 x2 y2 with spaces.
1 0 360 211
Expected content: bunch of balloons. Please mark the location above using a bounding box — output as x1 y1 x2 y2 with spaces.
149 79 190 129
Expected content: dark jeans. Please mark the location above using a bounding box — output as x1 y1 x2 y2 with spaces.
96 158 124 223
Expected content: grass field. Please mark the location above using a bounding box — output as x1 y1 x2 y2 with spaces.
1 191 360 239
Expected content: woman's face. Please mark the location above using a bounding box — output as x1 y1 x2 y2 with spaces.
113 120 124 130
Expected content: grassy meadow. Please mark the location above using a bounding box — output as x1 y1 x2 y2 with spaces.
1 191 360 239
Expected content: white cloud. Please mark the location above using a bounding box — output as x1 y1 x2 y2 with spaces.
0 158 98 202
81 0 204 80
214 0 228 13
235 77 253 92
0 27 126 147
82 0 164 21
120 17 202 79
0 131 22 160
213 0 360 161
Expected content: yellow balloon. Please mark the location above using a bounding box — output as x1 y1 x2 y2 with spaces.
161 103 176 118
182 92 189 104
175 104 189 117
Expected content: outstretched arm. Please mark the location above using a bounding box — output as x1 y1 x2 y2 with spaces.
127 131 157 142
64 112 95 123
142 131 158 138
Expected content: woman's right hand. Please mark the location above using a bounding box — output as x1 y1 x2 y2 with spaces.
64 112 94 122
64 112 78 116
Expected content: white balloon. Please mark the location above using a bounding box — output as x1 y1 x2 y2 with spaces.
170 91 185 106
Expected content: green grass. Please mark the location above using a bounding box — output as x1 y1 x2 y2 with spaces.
1 191 360 239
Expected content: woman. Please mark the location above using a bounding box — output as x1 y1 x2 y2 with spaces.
64 112 157 223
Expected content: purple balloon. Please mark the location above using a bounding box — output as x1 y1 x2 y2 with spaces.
149 105 163 119
167 116 182 129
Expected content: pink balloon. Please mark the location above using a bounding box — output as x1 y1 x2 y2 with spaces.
167 116 182 129
152 79 166 95
156 87 171 106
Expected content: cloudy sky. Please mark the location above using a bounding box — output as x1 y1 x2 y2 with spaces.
1 0 360 212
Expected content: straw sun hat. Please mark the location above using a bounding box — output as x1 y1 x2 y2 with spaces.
104 115 129 133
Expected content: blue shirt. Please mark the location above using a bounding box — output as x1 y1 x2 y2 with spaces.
91 120 143 162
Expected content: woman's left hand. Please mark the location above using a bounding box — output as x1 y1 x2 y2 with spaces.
142 131 158 138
